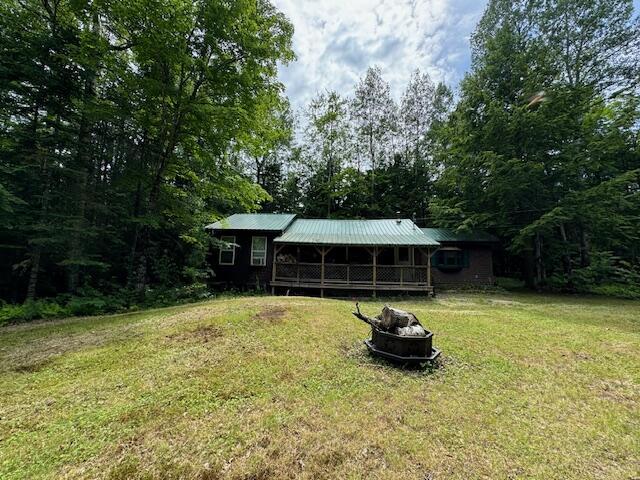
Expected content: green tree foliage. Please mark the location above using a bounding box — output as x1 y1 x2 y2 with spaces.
431 0 640 289
301 91 351 217
350 66 398 206
290 68 451 220
0 0 293 301
238 93 294 212
2 0 638 305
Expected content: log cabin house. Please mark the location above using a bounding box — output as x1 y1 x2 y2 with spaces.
206 214 497 296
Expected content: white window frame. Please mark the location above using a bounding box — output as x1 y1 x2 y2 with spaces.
251 236 267 266
219 235 236 265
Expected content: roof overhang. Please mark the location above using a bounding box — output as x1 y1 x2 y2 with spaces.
274 218 440 247
205 213 297 232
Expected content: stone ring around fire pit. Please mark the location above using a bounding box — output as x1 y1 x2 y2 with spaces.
352 303 441 364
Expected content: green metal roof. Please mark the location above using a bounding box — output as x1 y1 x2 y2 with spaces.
275 219 440 246
205 213 296 232
421 228 498 243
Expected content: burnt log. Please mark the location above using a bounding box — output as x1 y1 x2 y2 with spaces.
379 305 419 330
352 303 426 336
352 303 383 330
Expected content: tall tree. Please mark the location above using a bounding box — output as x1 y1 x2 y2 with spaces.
0 0 294 301
400 69 436 166
397 70 453 220
239 94 294 212
350 66 397 208
302 90 351 217
431 0 640 289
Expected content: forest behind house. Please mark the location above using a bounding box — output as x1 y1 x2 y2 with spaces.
1 0 639 319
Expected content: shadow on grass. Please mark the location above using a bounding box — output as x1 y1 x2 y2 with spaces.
342 339 444 376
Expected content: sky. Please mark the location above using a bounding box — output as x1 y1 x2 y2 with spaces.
272 0 488 112
273 0 640 113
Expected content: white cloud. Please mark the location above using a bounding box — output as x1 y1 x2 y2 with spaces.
273 0 487 112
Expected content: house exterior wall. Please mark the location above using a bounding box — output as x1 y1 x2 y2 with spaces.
430 244 495 287
209 230 279 289
208 232 495 291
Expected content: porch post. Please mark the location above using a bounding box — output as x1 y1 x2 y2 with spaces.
320 246 326 298
427 247 432 290
372 246 377 297
272 244 282 295
296 246 300 285
346 246 350 285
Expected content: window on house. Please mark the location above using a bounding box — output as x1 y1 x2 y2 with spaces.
444 251 463 267
433 249 469 270
251 236 267 266
219 236 236 265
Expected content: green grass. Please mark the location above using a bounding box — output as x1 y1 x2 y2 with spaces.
0 293 638 479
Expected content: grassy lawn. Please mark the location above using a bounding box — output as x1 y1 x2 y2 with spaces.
0 293 639 479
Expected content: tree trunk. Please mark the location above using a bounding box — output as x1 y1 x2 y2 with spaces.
579 226 590 267
26 102 46 301
131 60 207 298
559 223 573 287
127 178 143 289
26 246 41 302
68 14 99 293
523 248 536 289
370 144 375 206
534 233 544 290
68 107 92 291
68 166 88 293
327 153 333 217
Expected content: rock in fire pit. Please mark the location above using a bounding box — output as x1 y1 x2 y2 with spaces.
352 303 441 364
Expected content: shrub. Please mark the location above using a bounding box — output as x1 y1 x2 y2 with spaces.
547 252 640 299
587 283 640 300
0 283 227 325
495 277 526 290
0 300 69 325
66 297 108 316
143 283 211 307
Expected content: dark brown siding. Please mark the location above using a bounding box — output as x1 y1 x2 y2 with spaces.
209 231 279 289
208 234 495 291
431 245 495 287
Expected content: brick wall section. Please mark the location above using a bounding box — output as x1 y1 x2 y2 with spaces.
431 246 495 287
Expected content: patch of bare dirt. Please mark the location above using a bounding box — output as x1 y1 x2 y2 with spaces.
591 379 639 406
165 325 223 343
10 358 53 373
559 350 593 361
253 305 287 323
572 351 592 361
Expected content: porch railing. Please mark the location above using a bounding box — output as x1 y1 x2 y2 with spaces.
273 262 430 286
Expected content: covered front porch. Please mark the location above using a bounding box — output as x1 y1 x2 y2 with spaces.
270 244 435 296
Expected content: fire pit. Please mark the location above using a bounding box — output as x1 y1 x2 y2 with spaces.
352 304 440 364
